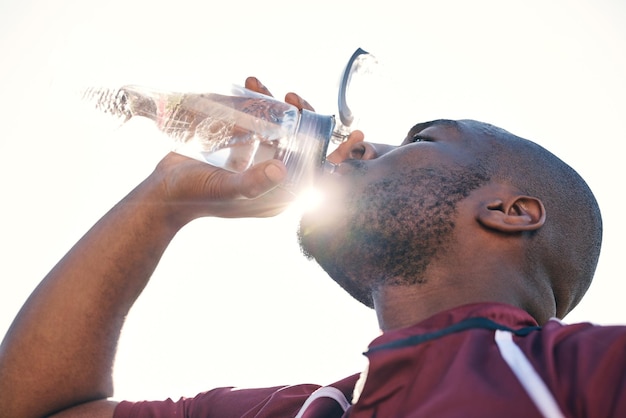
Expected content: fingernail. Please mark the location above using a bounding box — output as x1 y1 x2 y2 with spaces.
290 94 303 107
264 163 284 183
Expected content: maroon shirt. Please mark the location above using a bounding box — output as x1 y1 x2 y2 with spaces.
114 303 626 417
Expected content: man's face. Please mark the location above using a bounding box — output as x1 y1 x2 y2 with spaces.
298 120 491 307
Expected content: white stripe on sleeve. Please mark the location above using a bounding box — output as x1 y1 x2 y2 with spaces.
294 386 351 418
495 330 566 418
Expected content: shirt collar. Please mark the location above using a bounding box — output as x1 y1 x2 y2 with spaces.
368 302 539 351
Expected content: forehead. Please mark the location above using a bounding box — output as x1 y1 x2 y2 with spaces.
401 119 462 145
403 119 498 145
398 120 505 171
411 119 460 133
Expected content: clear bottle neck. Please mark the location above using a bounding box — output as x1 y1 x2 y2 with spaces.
281 109 336 190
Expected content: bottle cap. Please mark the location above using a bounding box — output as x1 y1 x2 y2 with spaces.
282 110 335 191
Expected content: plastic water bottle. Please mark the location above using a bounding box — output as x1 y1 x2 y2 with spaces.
83 84 336 193
83 49 379 193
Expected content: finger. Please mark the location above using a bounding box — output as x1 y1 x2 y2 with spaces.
245 76 273 97
327 130 365 164
233 160 287 199
285 92 315 111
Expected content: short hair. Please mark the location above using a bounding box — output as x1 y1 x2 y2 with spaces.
462 120 603 316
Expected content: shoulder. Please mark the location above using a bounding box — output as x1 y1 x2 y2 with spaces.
540 318 626 350
517 318 626 363
517 319 626 416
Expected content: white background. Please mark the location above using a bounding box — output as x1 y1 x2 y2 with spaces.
0 0 624 402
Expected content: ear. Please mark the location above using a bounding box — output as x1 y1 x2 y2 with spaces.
477 196 546 233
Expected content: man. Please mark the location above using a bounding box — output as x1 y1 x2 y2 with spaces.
0 77 617 418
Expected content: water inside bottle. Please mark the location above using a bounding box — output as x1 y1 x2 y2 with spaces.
84 86 300 173
198 135 281 172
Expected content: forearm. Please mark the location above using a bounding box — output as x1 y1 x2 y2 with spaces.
0 145 289 417
0 177 181 418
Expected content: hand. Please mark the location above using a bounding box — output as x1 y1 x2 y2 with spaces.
245 77 315 112
144 77 330 222
147 152 293 222
245 77 367 166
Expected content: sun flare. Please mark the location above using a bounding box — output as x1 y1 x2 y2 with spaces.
293 187 326 214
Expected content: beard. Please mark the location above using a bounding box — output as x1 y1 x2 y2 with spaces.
298 164 489 308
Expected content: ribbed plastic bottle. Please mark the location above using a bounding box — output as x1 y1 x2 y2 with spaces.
84 84 337 193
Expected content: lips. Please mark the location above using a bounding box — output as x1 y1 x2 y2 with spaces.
314 160 369 198
322 160 339 174
333 159 368 176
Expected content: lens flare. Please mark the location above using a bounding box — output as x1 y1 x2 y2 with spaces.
293 187 326 213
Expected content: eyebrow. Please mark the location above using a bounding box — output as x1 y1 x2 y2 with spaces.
409 119 459 134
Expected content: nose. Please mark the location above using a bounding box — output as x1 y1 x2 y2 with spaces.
326 131 396 164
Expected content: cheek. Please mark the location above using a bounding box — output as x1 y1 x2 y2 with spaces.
369 143 398 157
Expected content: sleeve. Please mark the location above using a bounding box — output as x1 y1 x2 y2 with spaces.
539 321 626 418
113 383 321 418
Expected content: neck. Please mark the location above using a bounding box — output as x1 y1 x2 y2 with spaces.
371 278 536 331
372 285 453 331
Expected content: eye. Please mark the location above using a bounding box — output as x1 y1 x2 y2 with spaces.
402 131 435 146
410 133 429 143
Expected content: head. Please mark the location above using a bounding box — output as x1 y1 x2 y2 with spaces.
298 119 602 324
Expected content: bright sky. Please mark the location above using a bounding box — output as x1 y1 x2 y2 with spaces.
0 0 625 402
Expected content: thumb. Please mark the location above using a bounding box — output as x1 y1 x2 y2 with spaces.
235 160 287 199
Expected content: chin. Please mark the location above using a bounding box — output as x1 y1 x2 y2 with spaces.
296 212 329 261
